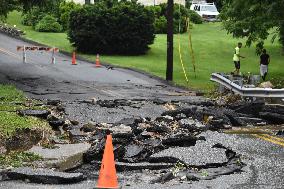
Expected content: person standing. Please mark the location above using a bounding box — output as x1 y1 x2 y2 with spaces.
232 42 245 75
259 49 270 81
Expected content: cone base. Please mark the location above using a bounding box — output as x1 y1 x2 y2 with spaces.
94 186 121 189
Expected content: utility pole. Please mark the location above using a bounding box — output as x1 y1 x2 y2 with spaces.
166 0 174 81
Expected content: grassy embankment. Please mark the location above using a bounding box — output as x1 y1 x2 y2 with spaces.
6 11 284 91
0 84 49 168
0 84 48 138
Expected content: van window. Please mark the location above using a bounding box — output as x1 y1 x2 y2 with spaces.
201 5 218 12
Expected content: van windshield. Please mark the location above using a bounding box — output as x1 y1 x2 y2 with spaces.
201 6 218 12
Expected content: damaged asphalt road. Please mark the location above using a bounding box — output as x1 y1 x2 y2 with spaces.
0 33 284 189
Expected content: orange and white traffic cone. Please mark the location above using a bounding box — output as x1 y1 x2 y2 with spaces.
72 52 77 65
95 54 102 68
95 134 120 189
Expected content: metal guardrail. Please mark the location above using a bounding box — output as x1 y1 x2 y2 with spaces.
210 73 284 98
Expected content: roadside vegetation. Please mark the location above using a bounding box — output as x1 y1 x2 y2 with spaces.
0 84 49 168
0 84 49 138
0 151 42 168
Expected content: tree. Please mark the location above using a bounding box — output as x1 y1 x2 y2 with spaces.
0 0 17 21
18 0 50 13
220 0 284 52
0 0 61 21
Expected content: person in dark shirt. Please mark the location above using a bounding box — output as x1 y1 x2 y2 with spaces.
259 49 270 81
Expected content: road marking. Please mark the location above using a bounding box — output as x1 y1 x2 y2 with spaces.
252 134 284 147
225 127 284 147
70 82 125 98
0 47 47 70
258 134 284 143
0 47 22 60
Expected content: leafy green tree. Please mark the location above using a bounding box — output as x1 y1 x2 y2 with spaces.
0 0 17 21
18 0 50 13
21 7 46 27
220 0 284 52
59 1 81 30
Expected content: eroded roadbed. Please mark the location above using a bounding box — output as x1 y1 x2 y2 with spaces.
0 33 283 188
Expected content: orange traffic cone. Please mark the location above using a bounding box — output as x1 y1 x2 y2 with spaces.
95 134 120 189
72 52 77 65
95 54 102 67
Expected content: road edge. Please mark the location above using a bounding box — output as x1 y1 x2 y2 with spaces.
0 31 204 95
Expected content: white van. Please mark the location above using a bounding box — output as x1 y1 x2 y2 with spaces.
190 2 220 22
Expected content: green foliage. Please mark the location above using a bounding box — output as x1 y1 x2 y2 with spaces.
0 111 48 137
201 170 209 177
188 10 203 24
0 84 49 138
270 77 284 89
0 0 17 21
21 7 46 27
21 0 64 28
0 152 42 168
151 3 189 34
59 1 81 31
18 0 62 13
35 15 62 32
154 16 167 34
68 1 155 55
220 0 284 50
0 84 25 102
185 0 192 9
255 41 264 56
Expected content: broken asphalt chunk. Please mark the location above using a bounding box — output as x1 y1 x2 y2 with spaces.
46 99 61 106
150 142 228 167
6 167 85 184
17 109 50 119
162 133 197 147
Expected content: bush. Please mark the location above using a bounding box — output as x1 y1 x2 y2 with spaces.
188 10 203 24
155 16 167 34
21 7 46 27
68 2 155 55
59 1 81 31
147 3 189 34
35 15 62 32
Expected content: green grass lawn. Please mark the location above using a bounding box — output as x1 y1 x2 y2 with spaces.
6 11 284 91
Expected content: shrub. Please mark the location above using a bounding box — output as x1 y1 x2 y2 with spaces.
21 7 46 27
68 2 155 55
148 3 190 34
155 16 167 34
188 10 203 24
35 15 62 32
59 1 81 31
